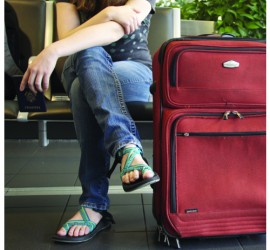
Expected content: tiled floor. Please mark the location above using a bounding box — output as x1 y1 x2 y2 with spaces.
5 140 266 250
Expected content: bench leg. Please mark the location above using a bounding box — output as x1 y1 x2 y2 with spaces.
38 120 49 147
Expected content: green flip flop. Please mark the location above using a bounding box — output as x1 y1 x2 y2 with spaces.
52 206 114 243
108 147 160 192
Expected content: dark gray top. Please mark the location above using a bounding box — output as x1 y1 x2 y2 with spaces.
55 0 156 69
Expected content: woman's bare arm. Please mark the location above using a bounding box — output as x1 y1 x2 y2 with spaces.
20 0 152 93
56 0 151 39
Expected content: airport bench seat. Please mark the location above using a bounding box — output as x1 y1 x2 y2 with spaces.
5 0 180 146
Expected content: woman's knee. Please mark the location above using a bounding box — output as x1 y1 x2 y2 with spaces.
76 46 110 62
69 78 84 105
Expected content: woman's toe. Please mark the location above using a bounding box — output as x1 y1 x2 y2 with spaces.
57 228 67 236
68 226 76 236
122 174 130 184
74 226 83 237
143 169 154 179
79 226 87 236
84 226 90 235
130 170 140 182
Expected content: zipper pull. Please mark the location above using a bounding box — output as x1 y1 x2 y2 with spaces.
164 234 170 247
223 111 231 120
157 225 163 242
232 111 244 119
175 238 181 249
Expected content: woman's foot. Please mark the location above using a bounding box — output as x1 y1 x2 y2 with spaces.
121 144 154 184
57 207 102 237
52 207 114 243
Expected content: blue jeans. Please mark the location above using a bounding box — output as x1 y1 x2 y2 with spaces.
61 47 152 210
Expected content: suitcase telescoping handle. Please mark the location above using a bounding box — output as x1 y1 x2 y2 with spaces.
223 110 244 120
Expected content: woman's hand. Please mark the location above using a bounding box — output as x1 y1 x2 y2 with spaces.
20 45 58 94
108 5 141 34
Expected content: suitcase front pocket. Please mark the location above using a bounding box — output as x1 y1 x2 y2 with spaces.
164 47 266 108
169 112 266 216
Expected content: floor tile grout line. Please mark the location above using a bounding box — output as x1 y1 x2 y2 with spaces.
55 195 72 231
236 237 245 250
141 194 151 249
5 185 153 196
14 140 42 171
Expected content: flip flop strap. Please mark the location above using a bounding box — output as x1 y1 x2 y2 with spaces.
120 163 152 178
62 206 96 233
120 147 152 178
122 147 140 168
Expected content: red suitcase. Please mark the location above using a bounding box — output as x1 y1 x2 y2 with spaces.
152 38 266 248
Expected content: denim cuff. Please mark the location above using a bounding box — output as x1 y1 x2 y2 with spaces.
80 202 109 211
113 140 143 157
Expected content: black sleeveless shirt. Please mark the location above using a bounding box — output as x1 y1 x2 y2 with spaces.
55 0 156 69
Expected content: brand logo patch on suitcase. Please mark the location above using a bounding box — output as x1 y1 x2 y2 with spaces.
185 208 198 214
223 60 240 68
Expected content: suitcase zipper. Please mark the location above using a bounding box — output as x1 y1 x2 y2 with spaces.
170 111 266 213
158 37 265 65
178 131 266 137
169 47 265 87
